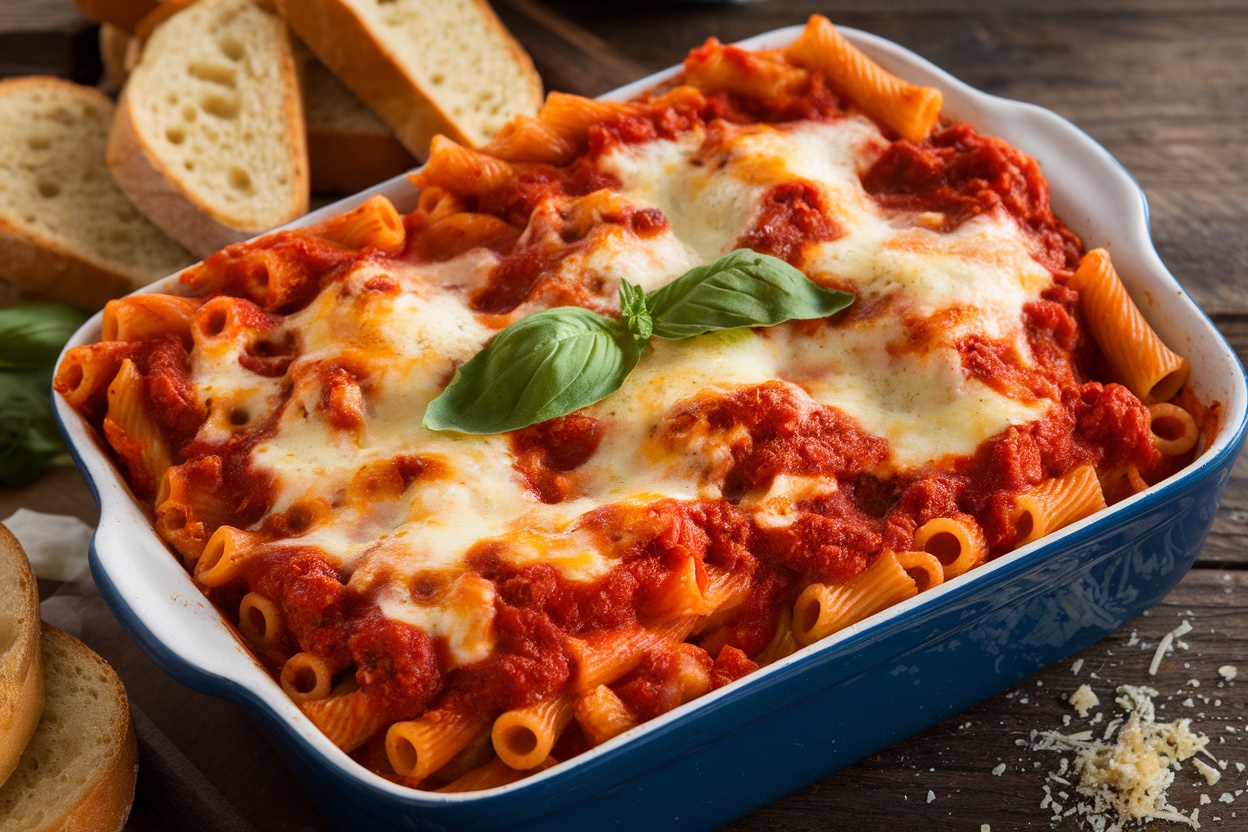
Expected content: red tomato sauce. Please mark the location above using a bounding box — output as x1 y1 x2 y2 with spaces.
861 123 1083 275
736 181 845 266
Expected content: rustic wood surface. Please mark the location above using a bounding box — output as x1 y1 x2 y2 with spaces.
2 0 1246 830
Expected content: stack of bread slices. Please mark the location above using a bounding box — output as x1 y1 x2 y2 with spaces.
0 0 543 307
0 524 139 831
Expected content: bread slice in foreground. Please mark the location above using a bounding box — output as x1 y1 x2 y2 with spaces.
0 624 138 832
274 0 543 158
303 58 418 194
108 0 309 258
0 77 193 310
0 525 42 788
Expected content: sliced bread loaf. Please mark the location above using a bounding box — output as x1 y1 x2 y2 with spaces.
303 58 417 194
108 0 309 258
0 624 138 832
274 0 544 158
0 525 42 788
0 77 193 310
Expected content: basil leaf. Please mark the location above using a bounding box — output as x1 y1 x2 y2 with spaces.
423 307 641 434
619 280 653 343
647 249 853 340
0 372 68 486
0 303 89 370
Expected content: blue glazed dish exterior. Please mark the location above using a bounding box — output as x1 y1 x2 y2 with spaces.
60 23 1248 832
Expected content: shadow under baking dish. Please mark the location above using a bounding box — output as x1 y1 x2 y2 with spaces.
56 24 1248 832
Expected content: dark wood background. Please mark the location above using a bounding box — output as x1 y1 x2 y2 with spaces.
1 0 1245 829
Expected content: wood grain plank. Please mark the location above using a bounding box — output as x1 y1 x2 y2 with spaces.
493 0 649 97
0 0 99 81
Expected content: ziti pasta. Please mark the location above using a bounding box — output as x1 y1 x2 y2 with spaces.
57 15 1212 791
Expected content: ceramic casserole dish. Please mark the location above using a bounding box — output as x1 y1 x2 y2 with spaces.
55 23 1248 832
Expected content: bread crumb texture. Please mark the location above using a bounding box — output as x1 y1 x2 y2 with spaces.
0 626 135 831
132 0 302 226
0 78 190 281
351 0 540 144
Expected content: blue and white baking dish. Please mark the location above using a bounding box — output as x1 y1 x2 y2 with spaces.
55 24 1248 832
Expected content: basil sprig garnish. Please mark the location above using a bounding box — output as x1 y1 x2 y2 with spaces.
422 250 852 434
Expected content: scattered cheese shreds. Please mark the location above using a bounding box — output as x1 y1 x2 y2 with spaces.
1219 666 1238 682
1034 684 1206 829
992 763 1007 776
927 790 935 804
1193 758 1222 786
1149 620 1192 676
1070 684 1100 718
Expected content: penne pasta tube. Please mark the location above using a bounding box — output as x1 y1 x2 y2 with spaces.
301 689 385 753
238 592 284 646
565 617 695 692
573 685 637 748
491 694 575 771
280 652 333 702
912 515 987 580
1148 402 1199 457
785 15 942 141
194 525 259 588
792 550 934 645
409 136 516 198
309 194 406 255
1010 464 1107 548
1069 248 1190 404
102 294 201 343
386 707 486 784
753 607 800 667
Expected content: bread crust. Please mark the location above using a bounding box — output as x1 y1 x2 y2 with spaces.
274 0 542 158
0 77 185 310
0 218 148 310
0 524 43 788
41 627 139 832
107 0 309 259
0 625 138 832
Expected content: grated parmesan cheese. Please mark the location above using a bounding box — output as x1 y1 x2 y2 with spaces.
1070 684 1100 718
1219 666 1238 682
1149 620 1192 676
1034 685 1208 828
1192 758 1222 786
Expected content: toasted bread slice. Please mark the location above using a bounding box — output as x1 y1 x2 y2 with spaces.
274 0 543 159
0 624 138 832
108 0 309 258
303 58 417 194
0 77 193 310
0 525 42 788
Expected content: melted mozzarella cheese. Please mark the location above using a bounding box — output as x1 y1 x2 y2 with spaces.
221 114 1064 665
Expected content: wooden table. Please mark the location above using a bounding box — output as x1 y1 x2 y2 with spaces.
2 0 1246 830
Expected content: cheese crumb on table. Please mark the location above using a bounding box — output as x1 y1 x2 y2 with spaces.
1070 684 1100 718
1034 685 1207 828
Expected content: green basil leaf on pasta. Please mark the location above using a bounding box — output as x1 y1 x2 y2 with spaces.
0 303 89 370
422 306 641 434
647 249 854 340
618 279 653 343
